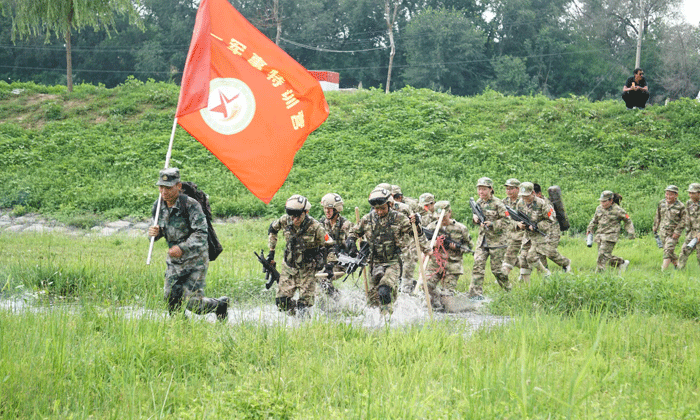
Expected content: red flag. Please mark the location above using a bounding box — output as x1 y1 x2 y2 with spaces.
176 0 329 204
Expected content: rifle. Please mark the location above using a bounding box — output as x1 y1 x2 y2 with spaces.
469 198 507 249
423 228 473 254
504 205 547 237
254 249 280 289
336 241 370 282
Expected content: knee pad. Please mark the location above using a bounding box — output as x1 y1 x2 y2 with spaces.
378 285 392 305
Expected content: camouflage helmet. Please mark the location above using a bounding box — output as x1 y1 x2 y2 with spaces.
688 183 700 193
321 193 344 212
599 190 614 201
665 185 679 194
504 178 521 188
368 187 392 207
419 193 435 206
376 183 392 190
519 182 535 196
477 177 494 189
391 185 403 196
285 194 310 217
434 200 451 213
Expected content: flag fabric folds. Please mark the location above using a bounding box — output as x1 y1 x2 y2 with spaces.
176 0 329 204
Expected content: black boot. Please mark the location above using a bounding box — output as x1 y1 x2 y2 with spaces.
215 296 229 320
276 296 295 312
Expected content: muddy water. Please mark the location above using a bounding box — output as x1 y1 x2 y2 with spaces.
1 289 509 331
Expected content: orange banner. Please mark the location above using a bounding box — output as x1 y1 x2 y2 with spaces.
176 0 329 203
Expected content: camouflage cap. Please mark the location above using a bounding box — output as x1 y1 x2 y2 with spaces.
477 177 494 188
156 168 180 187
599 190 614 201
665 185 679 194
434 200 451 213
519 182 535 196
504 178 521 187
419 192 435 206
391 185 403 196
688 183 700 193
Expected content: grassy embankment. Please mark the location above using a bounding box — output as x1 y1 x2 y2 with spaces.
1 81 700 418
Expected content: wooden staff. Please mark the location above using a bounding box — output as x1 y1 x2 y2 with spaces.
355 206 369 295
412 220 433 319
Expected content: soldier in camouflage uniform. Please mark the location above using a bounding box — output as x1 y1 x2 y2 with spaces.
534 183 561 270
678 183 700 270
417 193 437 227
515 182 571 279
318 193 353 296
653 185 686 270
148 168 228 319
346 187 427 314
501 178 528 281
425 201 473 310
386 185 418 293
586 191 635 272
392 184 421 214
469 177 511 299
267 195 328 314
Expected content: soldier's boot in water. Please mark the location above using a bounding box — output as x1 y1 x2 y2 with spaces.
215 296 229 321
378 284 394 315
275 296 296 313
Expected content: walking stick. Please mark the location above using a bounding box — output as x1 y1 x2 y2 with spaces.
413 209 446 295
412 220 433 319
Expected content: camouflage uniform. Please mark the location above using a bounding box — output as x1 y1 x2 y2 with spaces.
502 193 527 276
386 186 417 293
516 183 570 274
586 191 635 271
470 178 511 297
269 213 328 309
653 186 686 265
678 183 700 269
425 203 473 305
150 168 227 318
538 196 562 269
348 203 425 307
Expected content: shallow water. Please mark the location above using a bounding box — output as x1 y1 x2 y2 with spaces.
0 289 509 331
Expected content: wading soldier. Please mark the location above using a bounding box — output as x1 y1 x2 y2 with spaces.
346 187 426 314
586 191 635 273
653 185 686 271
148 168 228 319
516 182 571 279
678 183 700 270
425 201 473 310
318 193 353 296
501 178 528 281
469 177 511 299
267 195 328 314
379 183 417 293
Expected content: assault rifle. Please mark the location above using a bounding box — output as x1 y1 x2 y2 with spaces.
254 249 280 289
504 205 547 237
469 198 507 249
423 228 473 254
336 241 370 282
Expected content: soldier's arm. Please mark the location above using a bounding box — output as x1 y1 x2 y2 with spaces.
674 206 687 237
619 208 635 238
179 199 208 258
268 217 282 251
586 208 600 234
652 202 661 233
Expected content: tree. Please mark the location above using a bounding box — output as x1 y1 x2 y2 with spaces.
657 23 700 99
402 7 488 95
1 0 143 92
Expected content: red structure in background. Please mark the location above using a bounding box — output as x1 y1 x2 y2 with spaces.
308 71 339 91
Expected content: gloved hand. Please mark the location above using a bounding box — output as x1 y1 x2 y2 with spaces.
267 250 275 266
345 238 358 257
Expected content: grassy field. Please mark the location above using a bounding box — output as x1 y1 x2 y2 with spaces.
1 220 700 419
2 81 700 418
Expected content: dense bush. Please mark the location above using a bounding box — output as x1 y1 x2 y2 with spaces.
1 81 699 232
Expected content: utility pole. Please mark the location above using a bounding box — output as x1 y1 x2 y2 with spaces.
635 0 644 69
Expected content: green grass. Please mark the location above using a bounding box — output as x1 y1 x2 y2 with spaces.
2 81 700 232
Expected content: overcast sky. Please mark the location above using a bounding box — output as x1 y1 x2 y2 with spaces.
682 0 700 25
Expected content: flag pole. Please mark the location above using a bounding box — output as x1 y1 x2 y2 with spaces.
146 117 179 265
